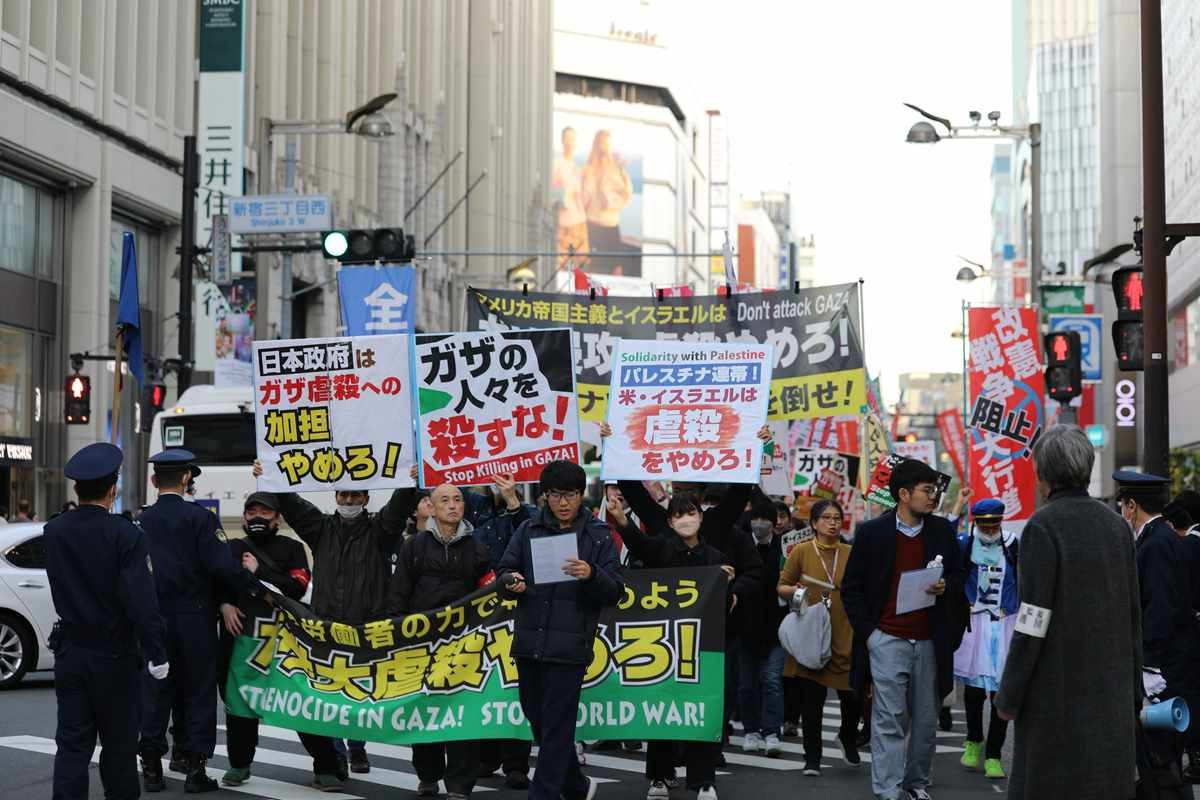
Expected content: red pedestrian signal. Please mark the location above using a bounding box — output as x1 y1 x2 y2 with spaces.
1043 331 1082 403
65 374 91 424
1113 267 1144 313
141 381 168 432
1112 265 1144 371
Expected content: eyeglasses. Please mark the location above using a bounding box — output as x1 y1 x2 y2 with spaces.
914 485 940 496
546 490 581 503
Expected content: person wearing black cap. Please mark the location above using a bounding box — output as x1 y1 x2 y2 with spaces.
215 491 344 791
1115 469 1200 783
138 448 263 793
44 442 168 800
841 457 964 800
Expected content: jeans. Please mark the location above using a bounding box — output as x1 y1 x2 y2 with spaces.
963 686 1008 759
866 630 937 800
798 678 860 765
736 644 786 736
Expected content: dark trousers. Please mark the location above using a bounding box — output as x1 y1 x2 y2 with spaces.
799 678 860 764
478 738 531 775
53 646 142 800
783 676 804 727
646 740 716 787
412 741 479 794
140 613 218 758
963 686 1008 759
516 659 590 800
331 738 367 755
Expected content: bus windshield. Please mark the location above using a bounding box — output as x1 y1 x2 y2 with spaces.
160 413 257 465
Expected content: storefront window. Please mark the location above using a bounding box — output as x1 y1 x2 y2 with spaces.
0 325 31 437
0 175 36 275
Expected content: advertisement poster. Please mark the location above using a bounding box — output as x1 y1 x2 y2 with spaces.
413 329 580 487
338 265 417 336
600 339 772 483
552 113 644 275
226 567 727 743
252 335 415 492
468 283 866 429
966 307 1046 524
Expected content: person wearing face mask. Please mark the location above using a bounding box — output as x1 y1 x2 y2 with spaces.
215 492 344 790
608 492 759 800
251 459 417 777
951 499 1019 781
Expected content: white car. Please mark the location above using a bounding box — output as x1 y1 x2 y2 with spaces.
0 522 56 687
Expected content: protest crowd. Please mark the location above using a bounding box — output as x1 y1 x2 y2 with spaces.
39 289 1200 800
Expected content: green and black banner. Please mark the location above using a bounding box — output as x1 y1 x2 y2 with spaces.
225 567 726 743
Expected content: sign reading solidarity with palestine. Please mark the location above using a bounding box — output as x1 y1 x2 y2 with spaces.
600 340 773 483
252 335 415 492
966 307 1046 524
413 329 580 487
224 567 727 743
466 284 866 424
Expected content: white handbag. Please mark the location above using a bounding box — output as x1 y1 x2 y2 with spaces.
778 542 835 670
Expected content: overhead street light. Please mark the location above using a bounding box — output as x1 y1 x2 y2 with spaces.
954 255 989 283
906 121 941 144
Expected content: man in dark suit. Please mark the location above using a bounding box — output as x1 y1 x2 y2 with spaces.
841 459 964 800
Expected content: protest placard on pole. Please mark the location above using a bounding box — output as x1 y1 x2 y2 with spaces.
252 335 415 492
760 421 792 496
600 339 772 483
792 448 860 497
413 328 580 486
865 453 952 510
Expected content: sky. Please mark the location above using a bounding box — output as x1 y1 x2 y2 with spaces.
677 1 1014 404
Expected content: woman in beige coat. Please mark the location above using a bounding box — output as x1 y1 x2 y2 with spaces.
778 498 862 776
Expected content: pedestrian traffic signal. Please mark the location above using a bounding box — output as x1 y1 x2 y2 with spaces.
140 381 167 431
1043 331 1083 403
1112 265 1144 371
321 228 415 264
65 374 91 425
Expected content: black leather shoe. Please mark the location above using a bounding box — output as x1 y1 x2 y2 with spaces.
183 754 218 793
334 754 349 782
505 770 530 789
349 750 370 774
169 750 188 774
141 754 165 793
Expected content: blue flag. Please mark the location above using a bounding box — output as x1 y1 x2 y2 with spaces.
338 264 416 335
116 232 144 387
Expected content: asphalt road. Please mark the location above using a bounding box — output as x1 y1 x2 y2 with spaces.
0 673 1032 800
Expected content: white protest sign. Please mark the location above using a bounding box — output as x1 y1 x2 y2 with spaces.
760 420 792 496
600 339 773 483
894 439 937 467
252 335 415 492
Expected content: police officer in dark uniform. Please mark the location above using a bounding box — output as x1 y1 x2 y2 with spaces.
45 442 168 800
137 448 263 793
1116 470 1200 782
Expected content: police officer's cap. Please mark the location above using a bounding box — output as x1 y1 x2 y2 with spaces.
1112 469 1170 491
244 491 280 512
64 442 123 481
970 498 1005 523
149 448 196 472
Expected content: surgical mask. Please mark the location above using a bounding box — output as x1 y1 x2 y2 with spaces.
672 516 701 537
243 517 274 538
336 503 365 520
750 520 775 542
977 530 1002 545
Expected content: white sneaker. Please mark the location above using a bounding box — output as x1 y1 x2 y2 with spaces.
763 733 782 757
697 785 718 800
742 731 765 753
647 781 669 799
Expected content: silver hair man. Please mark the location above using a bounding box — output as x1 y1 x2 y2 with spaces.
1031 424 1095 494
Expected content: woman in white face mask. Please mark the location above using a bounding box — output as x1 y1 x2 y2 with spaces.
952 498 1019 781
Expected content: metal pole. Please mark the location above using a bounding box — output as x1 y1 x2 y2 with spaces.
425 171 488 247
1140 0 1169 476
961 301 969 500
1029 122 1042 319
707 112 713 294
280 139 297 339
178 135 198 392
405 149 463 221
255 117 273 343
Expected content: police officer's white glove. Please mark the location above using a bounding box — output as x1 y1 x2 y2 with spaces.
148 661 170 680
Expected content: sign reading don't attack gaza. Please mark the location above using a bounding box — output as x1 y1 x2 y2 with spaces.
601 339 773 483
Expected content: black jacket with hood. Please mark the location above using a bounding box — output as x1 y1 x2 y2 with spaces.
387 517 493 614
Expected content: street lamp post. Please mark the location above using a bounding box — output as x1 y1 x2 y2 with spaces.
904 104 1041 317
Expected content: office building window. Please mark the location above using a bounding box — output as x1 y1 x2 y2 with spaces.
109 218 157 303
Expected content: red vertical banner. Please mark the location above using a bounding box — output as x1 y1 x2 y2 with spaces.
936 409 968 486
965 307 1046 525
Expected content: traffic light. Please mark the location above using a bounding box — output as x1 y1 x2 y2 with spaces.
1043 331 1083 403
1112 265 1144 371
140 381 167 432
65 374 91 425
321 228 415 264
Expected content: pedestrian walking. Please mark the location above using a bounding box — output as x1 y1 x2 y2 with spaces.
778 498 861 775
952 498 1018 780
496 460 624 800
215 491 344 791
841 458 964 800
138 448 262 793
44 443 168 800
388 483 494 799
994 425 1140 800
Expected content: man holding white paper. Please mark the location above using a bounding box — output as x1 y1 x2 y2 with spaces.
841 459 963 800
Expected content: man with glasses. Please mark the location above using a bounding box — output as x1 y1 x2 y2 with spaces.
497 460 625 800
842 459 964 800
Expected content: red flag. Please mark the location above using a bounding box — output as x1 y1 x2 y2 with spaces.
936 409 967 486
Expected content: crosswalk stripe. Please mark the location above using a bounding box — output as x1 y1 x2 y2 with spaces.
0 736 362 800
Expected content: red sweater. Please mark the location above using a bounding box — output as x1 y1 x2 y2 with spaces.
877 531 932 640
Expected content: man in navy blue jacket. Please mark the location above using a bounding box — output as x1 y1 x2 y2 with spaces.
497 460 624 800
841 459 964 800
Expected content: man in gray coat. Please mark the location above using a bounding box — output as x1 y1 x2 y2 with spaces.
995 425 1141 800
